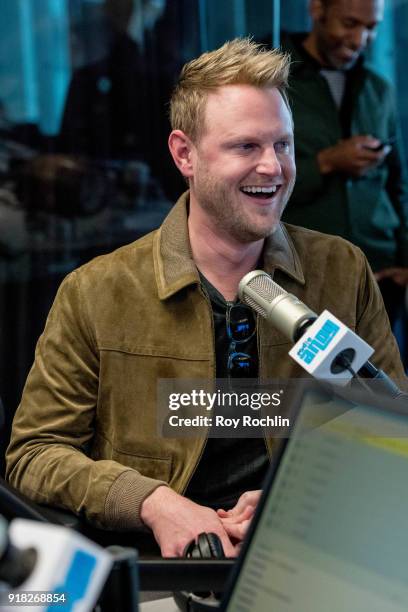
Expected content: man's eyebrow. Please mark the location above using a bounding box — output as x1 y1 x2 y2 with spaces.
276 132 294 140
224 131 294 142
339 13 381 28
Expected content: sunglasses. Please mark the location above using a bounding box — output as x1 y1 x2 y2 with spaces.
226 303 257 378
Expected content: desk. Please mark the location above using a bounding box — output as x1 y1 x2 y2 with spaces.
140 597 178 612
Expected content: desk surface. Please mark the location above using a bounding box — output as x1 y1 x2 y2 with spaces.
140 597 178 612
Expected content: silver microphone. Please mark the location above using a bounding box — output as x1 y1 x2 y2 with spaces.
239 271 408 399
238 270 317 342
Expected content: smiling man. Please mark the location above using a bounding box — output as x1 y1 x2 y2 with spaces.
305 0 381 69
176 84 295 243
281 0 408 342
6 39 406 558
169 78 296 301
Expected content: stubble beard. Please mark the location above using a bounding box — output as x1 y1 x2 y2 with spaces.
193 170 292 244
317 34 359 71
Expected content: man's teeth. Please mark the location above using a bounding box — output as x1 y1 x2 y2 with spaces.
241 186 277 194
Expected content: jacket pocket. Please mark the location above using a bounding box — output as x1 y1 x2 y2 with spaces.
111 448 172 482
91 431 172 482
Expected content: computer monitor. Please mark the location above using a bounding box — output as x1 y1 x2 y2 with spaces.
221 385 408 612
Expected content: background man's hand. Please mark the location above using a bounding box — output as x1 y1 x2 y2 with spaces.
375 267 408 287
317 135 390 177
140 486 237 557
217 490 262 543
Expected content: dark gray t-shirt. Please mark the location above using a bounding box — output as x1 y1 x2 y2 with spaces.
185 274 269 511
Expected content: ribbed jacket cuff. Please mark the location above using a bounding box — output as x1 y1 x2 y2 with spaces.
104 470 168 529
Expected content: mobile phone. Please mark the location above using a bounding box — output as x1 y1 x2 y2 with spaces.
371 137 395 151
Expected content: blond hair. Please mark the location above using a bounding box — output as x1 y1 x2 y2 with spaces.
170 38 291 142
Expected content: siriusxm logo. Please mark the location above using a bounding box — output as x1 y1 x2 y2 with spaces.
297 320 340 364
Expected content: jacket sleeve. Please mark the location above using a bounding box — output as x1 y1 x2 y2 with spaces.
5 271 166 530
355 252 407 386
384 92 408 267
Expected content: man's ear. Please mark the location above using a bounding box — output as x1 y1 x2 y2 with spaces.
309 0 326 23
168 130 195 178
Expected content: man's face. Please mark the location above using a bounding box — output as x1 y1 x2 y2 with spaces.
312 0 384 69
188 85 296 243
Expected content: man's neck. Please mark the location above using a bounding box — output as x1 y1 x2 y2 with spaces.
188 209 264 302
302 32 326 67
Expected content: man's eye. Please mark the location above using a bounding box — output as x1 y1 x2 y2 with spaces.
342 19 356 27
237 143 256 151
275 141 290 152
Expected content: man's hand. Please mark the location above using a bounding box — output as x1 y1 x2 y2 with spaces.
140 486 237 557
217 490 262 543
317 135 390 177
375 267 408 287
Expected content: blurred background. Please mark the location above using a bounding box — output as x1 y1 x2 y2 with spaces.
0 0 407 464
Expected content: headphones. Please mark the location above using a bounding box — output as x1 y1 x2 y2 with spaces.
183 533 225 560
173 533 225 611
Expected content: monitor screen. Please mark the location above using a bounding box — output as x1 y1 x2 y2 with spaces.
225 388 408 612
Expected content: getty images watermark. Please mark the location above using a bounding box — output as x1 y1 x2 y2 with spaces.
157 378 408 438
168 389 286 427
157 380 294 438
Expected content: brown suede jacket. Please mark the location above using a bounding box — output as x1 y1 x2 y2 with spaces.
6 192 406 529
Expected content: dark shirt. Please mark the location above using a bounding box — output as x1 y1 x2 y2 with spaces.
287 33 358 137
185 274 269 510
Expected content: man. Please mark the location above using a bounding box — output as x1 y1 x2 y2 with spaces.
6 39 405 558
281 0 408 329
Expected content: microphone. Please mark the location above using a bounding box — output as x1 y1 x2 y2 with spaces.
0 516 113 611
238 270 398 391
238 270 318 343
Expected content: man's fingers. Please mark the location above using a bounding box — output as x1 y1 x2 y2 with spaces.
220 507 255 544
375 267 408 285
161 543 179 557
350 135 381 149
162 534 199 557
219 533 238 557
220 498 252 517
358 150 382 162
393 274 408 286
220 506 254 524
217 508 229 518
222 520 250 542
217 507 254 523
218 491 262 519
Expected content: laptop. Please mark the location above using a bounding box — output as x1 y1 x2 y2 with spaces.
220 384 408 612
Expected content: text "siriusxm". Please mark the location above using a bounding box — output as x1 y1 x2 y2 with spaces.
297 320 340 364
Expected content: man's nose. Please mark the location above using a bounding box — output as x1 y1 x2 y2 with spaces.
256 147 282 175
349 26 369 51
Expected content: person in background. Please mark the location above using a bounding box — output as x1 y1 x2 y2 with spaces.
281 0 408 362
59 0 183 200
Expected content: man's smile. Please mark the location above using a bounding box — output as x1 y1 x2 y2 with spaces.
239 185 282 200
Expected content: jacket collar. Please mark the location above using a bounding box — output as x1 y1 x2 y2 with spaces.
154 191 305 300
